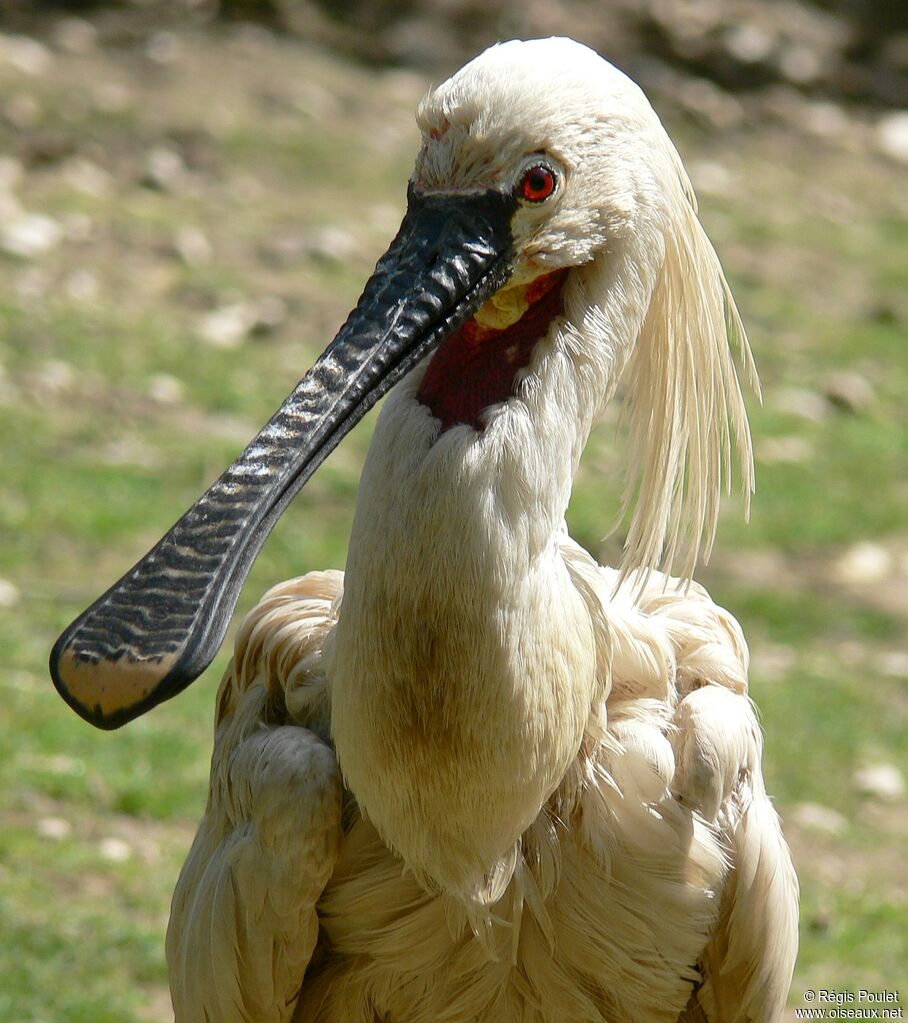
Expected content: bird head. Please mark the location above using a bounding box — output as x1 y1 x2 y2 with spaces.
50 38 756 728
413 38 758 576
415 38 675 280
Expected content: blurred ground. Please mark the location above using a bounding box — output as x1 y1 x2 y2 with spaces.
0 5 906 1022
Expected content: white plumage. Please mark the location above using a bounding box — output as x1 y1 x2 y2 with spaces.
167 38 798 1023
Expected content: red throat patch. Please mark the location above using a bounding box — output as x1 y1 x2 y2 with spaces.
417 269 568 432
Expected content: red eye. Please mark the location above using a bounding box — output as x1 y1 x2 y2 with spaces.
519 164 557 203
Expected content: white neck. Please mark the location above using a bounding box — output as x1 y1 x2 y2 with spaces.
328 240 658 903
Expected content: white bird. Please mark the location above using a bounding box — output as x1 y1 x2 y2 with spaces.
51 37 798 1023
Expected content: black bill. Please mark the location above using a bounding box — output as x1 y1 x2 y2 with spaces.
50 188 517 729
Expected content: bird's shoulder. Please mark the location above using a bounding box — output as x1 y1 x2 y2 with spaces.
216 568 344 738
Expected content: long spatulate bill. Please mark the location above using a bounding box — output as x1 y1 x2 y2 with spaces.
51 188 517 729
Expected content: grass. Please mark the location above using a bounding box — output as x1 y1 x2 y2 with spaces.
1 18 907 1021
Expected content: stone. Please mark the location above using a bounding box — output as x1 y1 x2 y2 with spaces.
98 837 132 863
147 373 185 405
0 577 20 608
63 212 94 243
199 297 287 348
37 817 72 841
144 31 181 66
250 295 287 334
199 303 256 349
824 370 875 413
773 386 829 423
854 764 906 801
33 359 77 396
0 33 53 77
876 111 908 166
173 225 211 267
62 157 112 198
803 101 851 140
52 17 97 55
0 155 24 190
65 268 99 302
724 23 774 64
142 147 188 193
3 93 41 130
778 44 822 85
688 160 732 197
0 213 63 258
92 81 132 115
834 541 892 584
877 650 908 679
756 435 813 464
791 802 848 836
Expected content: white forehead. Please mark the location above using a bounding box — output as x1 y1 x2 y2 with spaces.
425 38 648 124
415 38 664 190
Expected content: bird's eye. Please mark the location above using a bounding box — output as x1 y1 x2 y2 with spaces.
518 164 557 203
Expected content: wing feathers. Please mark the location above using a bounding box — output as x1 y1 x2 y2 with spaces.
168 572 344 1023
671 687 798 1023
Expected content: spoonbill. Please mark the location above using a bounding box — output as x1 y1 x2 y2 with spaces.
50 37 798 1023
